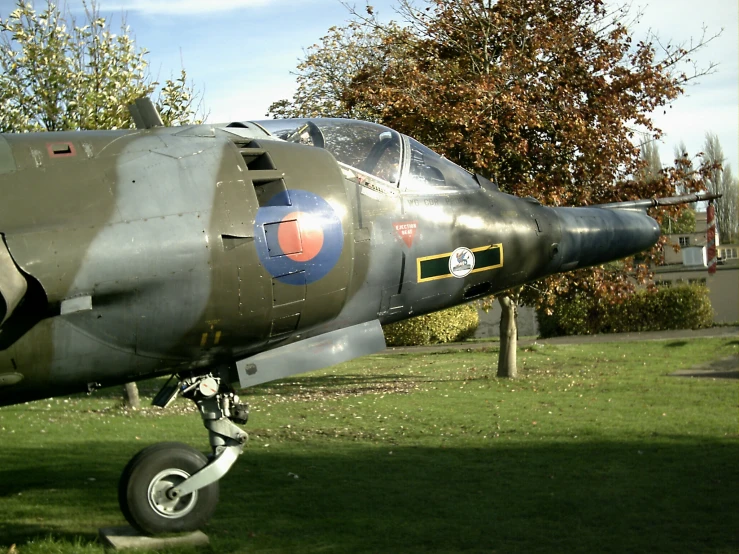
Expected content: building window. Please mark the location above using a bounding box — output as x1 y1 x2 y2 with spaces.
678 236 690 247
688 278 707 285
655 280 672 287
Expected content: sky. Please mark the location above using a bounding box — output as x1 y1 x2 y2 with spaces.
2 0 737 172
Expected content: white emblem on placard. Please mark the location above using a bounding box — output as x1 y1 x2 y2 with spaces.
449 247 475 278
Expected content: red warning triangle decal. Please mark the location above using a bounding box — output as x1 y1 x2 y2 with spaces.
393 221 418 248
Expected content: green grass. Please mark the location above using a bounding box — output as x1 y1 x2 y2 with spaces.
0 338 737 553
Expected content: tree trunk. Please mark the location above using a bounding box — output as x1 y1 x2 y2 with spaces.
497 294 518 378
124 382 140 409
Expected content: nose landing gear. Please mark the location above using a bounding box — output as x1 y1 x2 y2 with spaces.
118 373 248 535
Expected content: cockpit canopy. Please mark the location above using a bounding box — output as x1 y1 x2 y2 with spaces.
252 118 480 194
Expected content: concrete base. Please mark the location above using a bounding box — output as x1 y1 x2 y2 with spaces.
99 526 209 550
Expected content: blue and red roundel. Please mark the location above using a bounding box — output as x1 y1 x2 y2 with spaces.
254 190 344 285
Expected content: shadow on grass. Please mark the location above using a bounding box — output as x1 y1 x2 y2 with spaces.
246 373 416 397
0 441 129 550
246 373 492 399
665 341 690 348
1 438 737 553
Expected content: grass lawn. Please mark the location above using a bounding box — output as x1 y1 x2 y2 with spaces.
0 337 737 553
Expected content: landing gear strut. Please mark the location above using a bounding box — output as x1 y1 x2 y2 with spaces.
118 373 248 535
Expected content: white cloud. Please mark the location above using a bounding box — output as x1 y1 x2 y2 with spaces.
100 0 294 16
204 74 298 123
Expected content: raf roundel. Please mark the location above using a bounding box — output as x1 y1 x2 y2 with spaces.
254 190 344 285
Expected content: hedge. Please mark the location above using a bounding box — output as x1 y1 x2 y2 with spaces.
382 304 479 346
537 284 713 338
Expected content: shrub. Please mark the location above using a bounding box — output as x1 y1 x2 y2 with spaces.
537 285 713 338
382 304 479 346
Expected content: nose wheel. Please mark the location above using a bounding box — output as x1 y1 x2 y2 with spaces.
118 442 219 535
118 373 248 535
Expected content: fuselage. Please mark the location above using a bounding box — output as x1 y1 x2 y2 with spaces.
0 119 660 405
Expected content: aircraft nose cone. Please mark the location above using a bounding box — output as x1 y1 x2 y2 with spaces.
635 212 661 252
554 207 662 271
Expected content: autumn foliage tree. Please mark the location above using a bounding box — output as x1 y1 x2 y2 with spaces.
0 0 200 133
270 0 716 376
701 133 739 244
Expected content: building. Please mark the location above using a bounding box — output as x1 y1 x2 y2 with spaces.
658 209 738 324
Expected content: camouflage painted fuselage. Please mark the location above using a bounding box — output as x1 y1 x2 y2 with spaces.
0 121 660 405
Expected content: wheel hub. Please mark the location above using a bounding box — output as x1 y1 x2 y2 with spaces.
147 468 199 519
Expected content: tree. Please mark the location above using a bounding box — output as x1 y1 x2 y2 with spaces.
719 166 739 244
640 140 663 183
0 0 200 133
0 0 202 407
661 207 696 235
268 20 403 121
637 141 696 236
702 133 739 244
270 0 717 377
496 294 518 378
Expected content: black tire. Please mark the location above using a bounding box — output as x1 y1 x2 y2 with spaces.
118 442 219 535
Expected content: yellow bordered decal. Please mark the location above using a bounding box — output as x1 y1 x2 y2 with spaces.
416 244 504 283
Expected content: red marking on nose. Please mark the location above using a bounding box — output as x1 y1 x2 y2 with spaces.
278 211 324 262
393 221 418 248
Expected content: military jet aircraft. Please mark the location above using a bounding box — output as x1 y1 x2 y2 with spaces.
0 98 716 535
